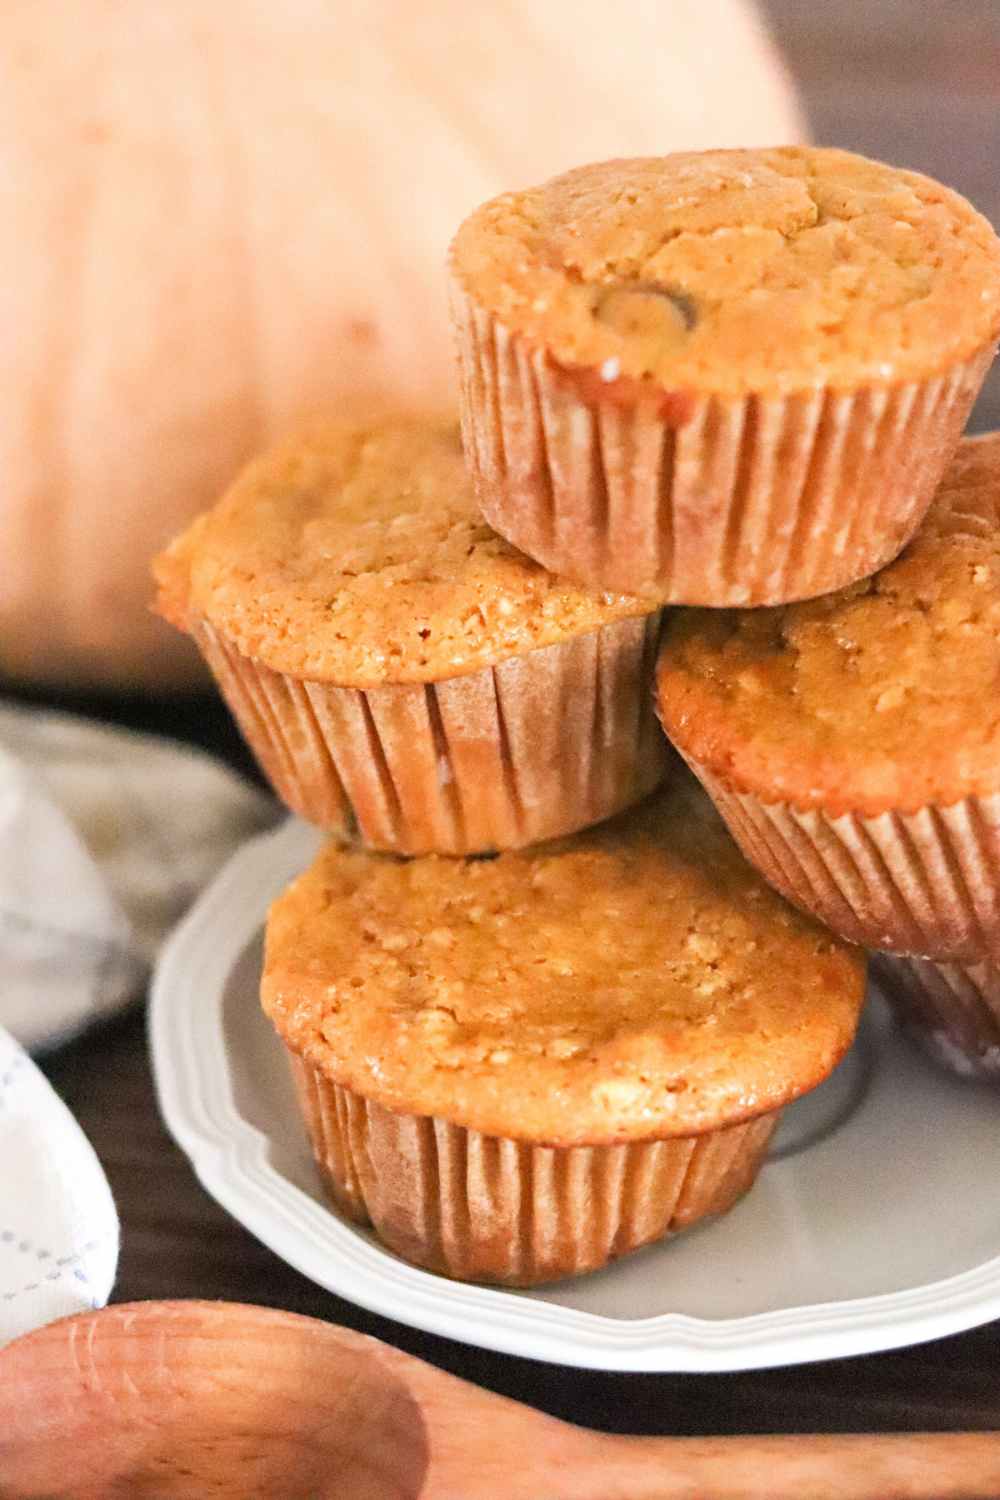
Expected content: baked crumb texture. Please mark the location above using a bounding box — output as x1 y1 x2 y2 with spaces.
449 147 1000 597
658 434 1000 960
263 775 865 1143
264 773 865 1283
154 415 655 685
154 415 668 853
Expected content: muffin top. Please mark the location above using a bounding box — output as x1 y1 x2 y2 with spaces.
263 774 865 1145
657 434 1000 815
153 415 653 685
449 147 1000 399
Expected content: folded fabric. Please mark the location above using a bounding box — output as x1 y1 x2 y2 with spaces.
0 699 276 1344
0 1022 119 1346
0 700 275 1051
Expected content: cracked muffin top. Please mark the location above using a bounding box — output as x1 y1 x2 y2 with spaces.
449 147 1000 397
657 434 1000 815
153 414 656 684
262 773 866 1144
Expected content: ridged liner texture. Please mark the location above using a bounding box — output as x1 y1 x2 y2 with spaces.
691 763 1000 963
193 614 667 855
873 952 1000 1081
289 1056 779 1286
450 281 995 601
869 960 1000 1080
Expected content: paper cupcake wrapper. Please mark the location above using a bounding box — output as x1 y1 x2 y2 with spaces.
289 1055 779 1286
193 613 668 855
873 952 1000 1081
451 279 994 601
692 764 1000 962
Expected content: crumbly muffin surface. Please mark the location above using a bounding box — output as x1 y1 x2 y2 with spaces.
657 434 1000 813
263 775 865 1144
153 416 655 684
450 147 1000 397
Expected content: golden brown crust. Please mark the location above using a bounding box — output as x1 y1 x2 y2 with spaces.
262 774 866 1145
657 434 1000 815
450 148 1000 400
152 414 655 686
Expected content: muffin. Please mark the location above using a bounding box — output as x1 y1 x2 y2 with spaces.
657 433 1000 962
262 774 867 1286
154 415 668 855
449 147 1000 600
873 953 1000 1081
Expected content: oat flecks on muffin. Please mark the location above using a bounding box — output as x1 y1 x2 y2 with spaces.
657 433 1000 815
450 147 1000 397
153 415 653 685
262 775 865 1146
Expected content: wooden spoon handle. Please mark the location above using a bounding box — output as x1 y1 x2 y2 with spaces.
570 1431 1000 1500
3 1304 996 1500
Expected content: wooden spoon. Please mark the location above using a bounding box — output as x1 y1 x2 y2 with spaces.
0 1301 997 1500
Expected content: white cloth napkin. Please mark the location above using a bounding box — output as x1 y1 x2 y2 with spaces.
0 699 275 1343
0 1022 118 1346
0 701 275 1050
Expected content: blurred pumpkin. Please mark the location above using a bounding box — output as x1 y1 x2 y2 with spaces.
0 0 802 690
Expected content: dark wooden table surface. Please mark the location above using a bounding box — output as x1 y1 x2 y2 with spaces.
25 0 1000 1441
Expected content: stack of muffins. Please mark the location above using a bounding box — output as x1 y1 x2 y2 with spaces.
155 146 1000 1286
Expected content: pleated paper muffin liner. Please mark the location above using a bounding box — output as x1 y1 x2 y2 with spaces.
193 612 668 856
289 1055 779 1287
450 280 994 602
691 763 1000 962
873 952 1000 1081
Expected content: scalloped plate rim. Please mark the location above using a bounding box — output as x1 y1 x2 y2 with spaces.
150 818 1000 1373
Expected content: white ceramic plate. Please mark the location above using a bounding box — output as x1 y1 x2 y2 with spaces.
151 817 1000 1373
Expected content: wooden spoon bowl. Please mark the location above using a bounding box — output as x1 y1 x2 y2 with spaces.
1 1301 998 1500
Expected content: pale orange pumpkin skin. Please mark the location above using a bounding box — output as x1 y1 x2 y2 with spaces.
0 0 802 690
